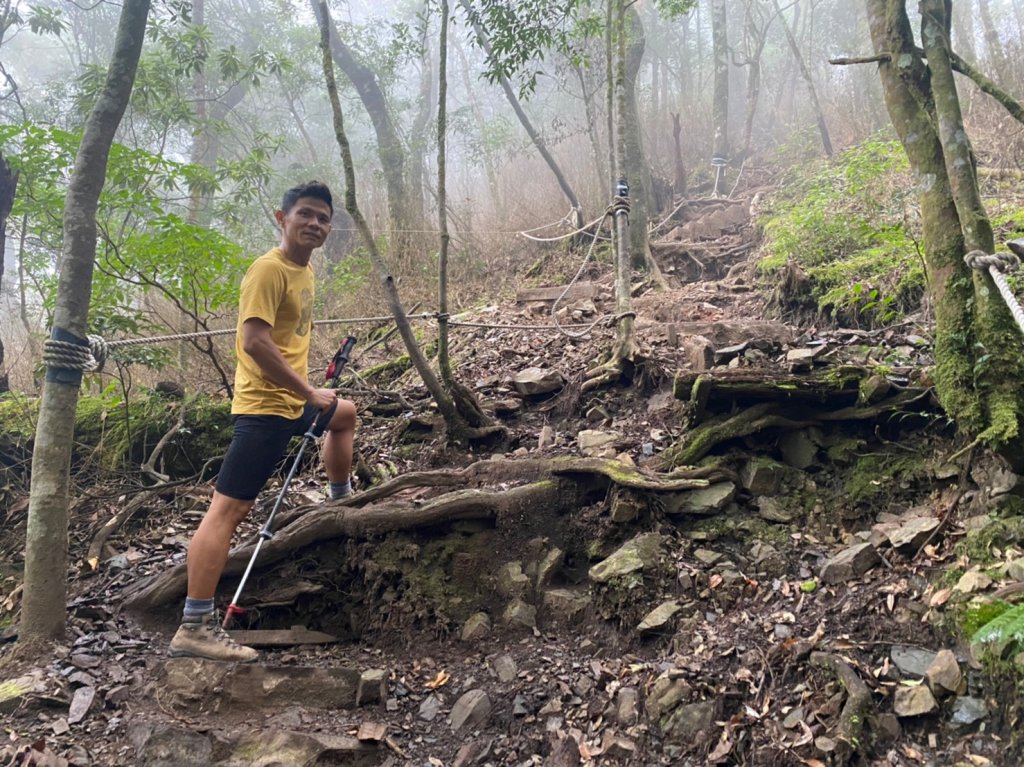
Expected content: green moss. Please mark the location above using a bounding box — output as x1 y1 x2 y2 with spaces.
844 450 928 504
956 517 1024 564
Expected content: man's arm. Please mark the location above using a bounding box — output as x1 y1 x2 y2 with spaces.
241 319 337 411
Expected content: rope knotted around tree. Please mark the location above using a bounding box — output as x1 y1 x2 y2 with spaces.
964 249 1024 336
42 334 109 373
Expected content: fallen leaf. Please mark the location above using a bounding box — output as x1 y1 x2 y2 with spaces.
709 573 723 589
929 588 952 607
424 670 450 689
801 759 827 767
708 736 733 761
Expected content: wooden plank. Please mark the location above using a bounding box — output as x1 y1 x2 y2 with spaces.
226 626 338 647
515 282 597 303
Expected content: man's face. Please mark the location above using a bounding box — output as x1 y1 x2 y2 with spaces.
276 196 332 250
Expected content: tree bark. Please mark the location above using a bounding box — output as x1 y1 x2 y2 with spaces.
310 0 409 236
976 0 1009 84
21 0 150 643
711 0 730 181
0 152 16 394
774 0 833 157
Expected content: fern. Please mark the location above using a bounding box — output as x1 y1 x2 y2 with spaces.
972 602 1024 646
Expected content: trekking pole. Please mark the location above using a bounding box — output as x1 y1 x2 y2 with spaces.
222 336 357 629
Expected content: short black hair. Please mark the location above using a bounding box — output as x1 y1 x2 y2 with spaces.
281 180 333 215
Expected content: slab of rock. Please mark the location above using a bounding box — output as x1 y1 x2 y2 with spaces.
887 517 941 551
460 612 491 642
660 700 715 743
925 650 962 696
493 654 517 684
616 687 639 725
891 646 937 678
538 425 555 450
637 601 682 632
820 543 879 584
610 492 643 523
588 533 665 583
220 730 376 767
741 459 784 496
542 588 592 619
503 598 537 629
497 562 531 599
757 497 798 523
955 570 993 593
162 658 363 710
662 482 736 516
128 721 213 767
536 547 564 586
450 689 492 733
950 696 988 726
357 669 387 706
419 695 443 722
511 367 564 396
779 430 818 469
647 675 692 721
680 335 714 370
893 685 938 718
578 430 621 457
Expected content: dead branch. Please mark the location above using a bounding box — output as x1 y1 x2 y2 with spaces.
140 404 186 482
829 54 892 65
809 652 873 766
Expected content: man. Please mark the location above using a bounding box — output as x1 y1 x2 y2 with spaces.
169 181 357 662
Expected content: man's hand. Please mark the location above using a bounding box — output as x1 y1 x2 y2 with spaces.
305 387 339 412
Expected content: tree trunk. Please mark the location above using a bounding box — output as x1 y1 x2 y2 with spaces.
455 36 502 212
409 13 433 223
710 0 729 194
310 0 409 236
21 0 150 643
952 0 977 62
774 0 833 157
315 1 492 445
622 5 652 269
977 0 1009 83
457 0 583 230
437 0 453 388
671 113 687 199
0 153 16 394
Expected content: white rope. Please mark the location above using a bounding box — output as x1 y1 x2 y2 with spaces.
964 250 1024 336
519 213 608 243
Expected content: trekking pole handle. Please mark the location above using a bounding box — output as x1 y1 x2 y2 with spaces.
310 398 339 439
325 335 357 384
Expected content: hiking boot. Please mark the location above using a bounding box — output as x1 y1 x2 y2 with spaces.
168 612 259 663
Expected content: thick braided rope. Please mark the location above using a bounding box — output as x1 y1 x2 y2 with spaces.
965 250 1024 336
42 334 108 372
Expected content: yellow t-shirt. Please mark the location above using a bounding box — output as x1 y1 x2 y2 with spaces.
232 247 314 418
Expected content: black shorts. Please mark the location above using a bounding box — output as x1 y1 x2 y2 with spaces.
215 404 320 501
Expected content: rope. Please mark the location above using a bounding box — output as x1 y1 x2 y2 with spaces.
965 249 1024 335
519 212 608 243
518 207 576 235
43 334 108 372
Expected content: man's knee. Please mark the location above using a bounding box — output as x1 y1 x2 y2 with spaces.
328 399 356 432
208 492 255 528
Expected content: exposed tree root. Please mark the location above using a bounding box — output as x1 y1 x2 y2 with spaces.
809 651 873 766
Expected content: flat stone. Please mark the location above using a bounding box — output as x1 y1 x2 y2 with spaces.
578 430 621 456
610 492 643 523
1007 557 1024 581
950 696 988 726
460 612 491 642
356 668 387 706
637 600 682 632
536 547 564 586
541 588 592 619
680 335 714 370
660 700 714 743
503 598 537 629
714 342 748 365
647 675 691 721
925 650 962 696
419 695 443 722
955 570 993 593
891 646 937 678
893 684 938 718
860 374 892 404
588 533 665 583
740 459 784 495
538 425 555 450
616 687 639 725
694 548 723 566
162 658 363 710
497 562 531 599
756 497 797 523
820 543 880 584
450 689 491 733
128 722 213 767
219 730 375 767
779 430 818 469
887 517 941 551
511 367 564 396
662 482 736 516
493 654 517 684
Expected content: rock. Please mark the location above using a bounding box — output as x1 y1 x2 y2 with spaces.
220 730 374 767
756 497 798 523
460 612 491 642
512 367 564 396
680 335 714 370
749 541 787 576
67 685 95 724
536 547 564 586
542 588 592 619
0 669 46 714
356 668 387 706
493 654 517 684
610 492 643 523
779 430 819 469
538 425 555 450
782 707 804 729
162 658 363 710
893 684 938 718
876 712 902 744
600 731 637 759
887 517 941 551
616 687 639 725
694 548 723 567
497 562 531 599
661 700 715 743
128 721 213 767
578 430 621 456
714 342 748 365
820 543 880 584
1006 557 1024 581
542 734 582 767
503 598 537 629
588 533 665 583
637 601 682 632
891 646 937 678
955 570 993 593
419 695 443 721
950 696 988 726
450 689 492 733
925 650 962 696
647 675 691 721
860 374 892 404
662 482 736 516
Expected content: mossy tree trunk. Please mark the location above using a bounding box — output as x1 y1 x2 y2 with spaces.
710 0 729 195
0 153 16 394
22 0 150 643
867 0 1024 467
